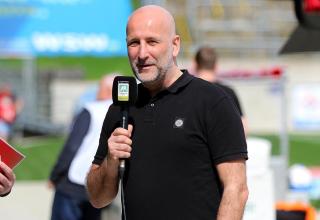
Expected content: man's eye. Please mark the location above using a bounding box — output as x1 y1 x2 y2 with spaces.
128 41 139 47
148 40 158 45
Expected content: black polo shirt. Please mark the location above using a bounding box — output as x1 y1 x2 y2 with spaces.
93 70 247 220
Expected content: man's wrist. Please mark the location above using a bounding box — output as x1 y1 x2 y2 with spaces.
106 155 120 168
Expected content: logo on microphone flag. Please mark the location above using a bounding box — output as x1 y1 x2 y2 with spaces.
118 82 129 101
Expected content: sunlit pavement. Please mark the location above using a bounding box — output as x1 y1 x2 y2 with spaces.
0 181 121 220
0 181 53 220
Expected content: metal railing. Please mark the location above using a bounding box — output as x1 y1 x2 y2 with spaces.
0 56 65 136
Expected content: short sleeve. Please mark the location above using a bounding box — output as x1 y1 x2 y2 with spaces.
92 105 120 165
228 89 243 116
206 97 248 164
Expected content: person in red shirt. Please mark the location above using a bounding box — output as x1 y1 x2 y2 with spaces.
0 85 22 141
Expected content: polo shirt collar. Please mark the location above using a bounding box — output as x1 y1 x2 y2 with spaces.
137 70 193 104
166 69 193 94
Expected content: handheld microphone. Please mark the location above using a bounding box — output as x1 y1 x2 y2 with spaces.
112 76 138 174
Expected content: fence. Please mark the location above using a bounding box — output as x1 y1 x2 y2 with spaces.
0 56 83 136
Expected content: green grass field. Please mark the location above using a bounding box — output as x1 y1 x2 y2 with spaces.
11 133 320 181
255 133 320 166
37 56 133 80
0 56 135 80
13 136 65 180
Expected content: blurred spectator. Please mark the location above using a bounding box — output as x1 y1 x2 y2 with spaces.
0 85 23 141
193 46 248 134
48 74 118 220
73 85 98 116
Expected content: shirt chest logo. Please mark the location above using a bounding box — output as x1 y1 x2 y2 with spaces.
174 117 185 128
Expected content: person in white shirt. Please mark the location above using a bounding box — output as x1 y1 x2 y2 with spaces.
48 74 118 220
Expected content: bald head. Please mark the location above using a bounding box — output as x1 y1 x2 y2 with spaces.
127 5 176 38
125 5 181 92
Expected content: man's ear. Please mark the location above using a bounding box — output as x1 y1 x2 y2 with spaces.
172 35 180 57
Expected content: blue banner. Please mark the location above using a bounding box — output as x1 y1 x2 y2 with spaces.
0 0 132 56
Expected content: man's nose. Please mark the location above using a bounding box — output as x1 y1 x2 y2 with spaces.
138 43 148 59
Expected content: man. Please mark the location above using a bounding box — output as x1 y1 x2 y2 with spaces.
87 5 248 220
194 46 248 134
0 161 15 197
49 74 117 220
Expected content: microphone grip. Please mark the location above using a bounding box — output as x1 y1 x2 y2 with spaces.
120 160 125 171
119 107 128 177
121 108 128 129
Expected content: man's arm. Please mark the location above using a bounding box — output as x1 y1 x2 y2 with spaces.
216 159 248 220
86 125 133 208
241 116 248 136
86 159 119 208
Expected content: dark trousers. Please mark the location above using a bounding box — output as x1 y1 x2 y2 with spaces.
51 191 101 220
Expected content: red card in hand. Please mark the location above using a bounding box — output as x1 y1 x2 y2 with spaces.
0 138 25 169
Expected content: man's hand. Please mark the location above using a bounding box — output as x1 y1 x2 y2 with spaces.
107 124 133 161
47 180 55 190
0 161 15 196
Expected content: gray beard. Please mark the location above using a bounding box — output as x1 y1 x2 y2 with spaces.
133 60 173 85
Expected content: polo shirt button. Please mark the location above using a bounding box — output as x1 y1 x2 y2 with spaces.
150 103 154 107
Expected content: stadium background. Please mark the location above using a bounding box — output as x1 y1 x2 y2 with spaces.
0 0 320 219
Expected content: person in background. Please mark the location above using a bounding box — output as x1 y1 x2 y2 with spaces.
87 5 248 220
73 85 98 117
0 85 23 141
0 160 15 197
194 46 248 135
48 74 118 220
